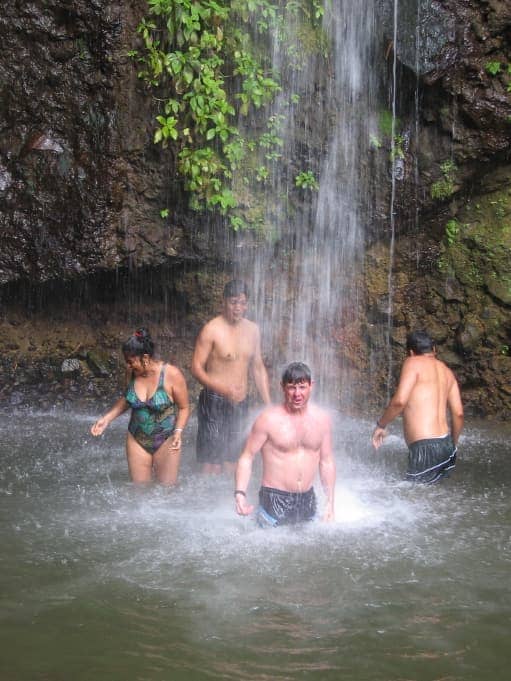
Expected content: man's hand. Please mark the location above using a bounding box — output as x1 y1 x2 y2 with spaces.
322 505 335 522
235 492 254 516
226 384 247 403
372 425 386 450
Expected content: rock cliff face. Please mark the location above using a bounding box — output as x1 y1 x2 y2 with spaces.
358 0 511 417
0 0 196 286
0 0 510 417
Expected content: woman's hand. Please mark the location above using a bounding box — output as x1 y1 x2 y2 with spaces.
91 416 109 436
168 429 183 451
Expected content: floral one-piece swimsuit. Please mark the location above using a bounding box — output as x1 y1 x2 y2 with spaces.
125 364 176 455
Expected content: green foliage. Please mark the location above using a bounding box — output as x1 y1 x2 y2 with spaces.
294 170 319 190
390 134 405 161
431 159 457 200
132 0 327 226
485 61 502 76
378 110 400 138
375 110 405 162
369 134 382 149
445 219 460 245
485 60 511 93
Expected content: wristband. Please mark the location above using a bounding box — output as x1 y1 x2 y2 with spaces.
174 428 183 432
234 490 246 497
376 420 386 429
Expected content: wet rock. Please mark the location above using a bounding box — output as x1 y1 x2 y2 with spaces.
433 276 465 303
10 391 24 406
456 315 485 354
86 350 112 377
377 0 456 76
486 275 511 306
61 358 81 374
438 349 464 369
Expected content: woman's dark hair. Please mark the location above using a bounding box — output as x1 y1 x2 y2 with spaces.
223 279 249 299
281 361 312 385
122 327 155 357
406 330 435 355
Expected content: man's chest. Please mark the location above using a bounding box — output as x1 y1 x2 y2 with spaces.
213 331 254 362
273 421 322 453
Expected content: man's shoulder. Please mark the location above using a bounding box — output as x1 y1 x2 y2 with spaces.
308 402 332 423
257 403 287 424
239 317 260 334
199 315 224 335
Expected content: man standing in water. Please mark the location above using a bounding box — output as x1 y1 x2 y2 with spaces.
191 279 271 474
372 330 464 483
234 362 335 526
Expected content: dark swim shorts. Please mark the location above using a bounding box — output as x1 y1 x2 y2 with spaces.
256 486 317 527
406 434 457 484
196 388 249 464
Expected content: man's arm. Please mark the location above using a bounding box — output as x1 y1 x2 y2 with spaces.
234 413 269 516
372 358 418 449
191 325 221 394
318 415 336 521
447 375 464 445
251 327 271 404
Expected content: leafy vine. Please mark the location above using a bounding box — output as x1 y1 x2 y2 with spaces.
130 0 325 229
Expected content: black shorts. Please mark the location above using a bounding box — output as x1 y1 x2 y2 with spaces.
196 388 248 464
257 486 317 527
406 435 457 484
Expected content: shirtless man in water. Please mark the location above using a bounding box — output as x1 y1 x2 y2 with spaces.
372 330 464 483
191 279 271 474
235 362 335 526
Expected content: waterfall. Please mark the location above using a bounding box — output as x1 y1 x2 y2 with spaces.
239 1 383 406
385 0 399 399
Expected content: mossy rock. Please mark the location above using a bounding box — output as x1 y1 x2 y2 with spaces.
444 178 511 294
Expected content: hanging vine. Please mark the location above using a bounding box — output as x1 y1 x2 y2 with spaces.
130 0 325 229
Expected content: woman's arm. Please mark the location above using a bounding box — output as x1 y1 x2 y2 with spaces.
91 396 129 436
166 365 190 449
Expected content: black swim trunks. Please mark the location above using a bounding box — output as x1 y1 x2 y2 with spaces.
256 486 317 527
196 388 249 464
406 434 457 484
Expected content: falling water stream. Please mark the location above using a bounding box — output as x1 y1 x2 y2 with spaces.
1 410 510 680
242 1 383 405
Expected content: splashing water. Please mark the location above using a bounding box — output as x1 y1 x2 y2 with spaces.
1 410 510 679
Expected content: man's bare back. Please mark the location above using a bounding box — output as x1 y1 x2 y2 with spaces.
399 354 460 444
372 331 463 484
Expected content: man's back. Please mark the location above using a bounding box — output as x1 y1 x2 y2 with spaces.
402 355 456 444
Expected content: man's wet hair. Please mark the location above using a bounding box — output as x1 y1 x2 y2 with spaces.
281 361 312 385
223 279 249 299
406 330 435 355
122 327 155 357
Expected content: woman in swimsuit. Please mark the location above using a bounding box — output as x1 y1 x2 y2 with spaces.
91 328 190 485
